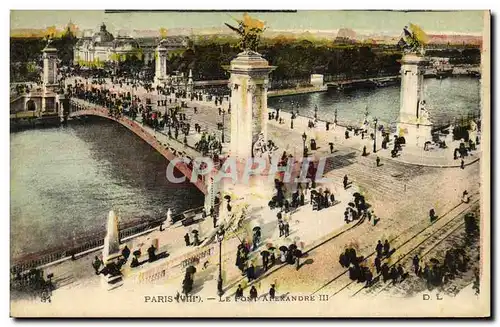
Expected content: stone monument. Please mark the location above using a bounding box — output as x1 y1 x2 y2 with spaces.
227 51 275 159
42 41 58 89
187 69 194 97
103 210 121 264
222 14 277 206
41 40 60 113
101 210 123 290
396 25 433 148
154 41 168 86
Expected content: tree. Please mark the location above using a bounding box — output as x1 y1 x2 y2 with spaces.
54 25 77 66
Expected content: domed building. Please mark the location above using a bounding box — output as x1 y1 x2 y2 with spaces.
73 23 190 68
74 23 142 65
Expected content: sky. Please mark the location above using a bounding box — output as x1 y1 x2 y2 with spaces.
10 10 485 36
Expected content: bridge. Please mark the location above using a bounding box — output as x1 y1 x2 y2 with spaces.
68 99 210 195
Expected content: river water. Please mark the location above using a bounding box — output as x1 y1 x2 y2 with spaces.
268 76 481 128
10 118 204 258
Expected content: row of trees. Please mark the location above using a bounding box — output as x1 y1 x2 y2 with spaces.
10 31 480 83
164 40 405 82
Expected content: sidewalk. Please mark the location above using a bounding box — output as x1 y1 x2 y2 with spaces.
266 108 481 168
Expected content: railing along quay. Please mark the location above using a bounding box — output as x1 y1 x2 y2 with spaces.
10 204 215 276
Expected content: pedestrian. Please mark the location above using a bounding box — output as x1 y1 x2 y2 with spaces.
429 208 436 223
362 145 367 156
270 250 276 266
339 252 347 268
381 263 390 282
184 233 191 246
121 245 131 261
462 190 470 203
92 256 102 275
193 233 200 246
375 256 382 274
147 243 157 261
212 214 217 228
397 264 405 281
365 268 373 287
250 286 258 301
329 142 334 154
269 284 276 299
246 264 255 282
376 240 383 257
413 255 420 275
383 240 390 256
235 284 244 300
390 266 399 283
343 175 348 189
376 156 380 167
278 220 284 237
284 221 290 237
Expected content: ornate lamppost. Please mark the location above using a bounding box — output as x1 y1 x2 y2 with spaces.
216 225 225 298
221 109 226 143
302 132 307 157
373 118 378 153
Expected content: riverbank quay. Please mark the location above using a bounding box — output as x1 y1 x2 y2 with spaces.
268 85 328 98
265 109 481 168
12 162 361 302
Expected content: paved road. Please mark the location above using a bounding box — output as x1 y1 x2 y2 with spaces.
231 158 480 296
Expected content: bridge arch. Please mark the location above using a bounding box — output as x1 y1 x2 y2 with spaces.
68 102 210 195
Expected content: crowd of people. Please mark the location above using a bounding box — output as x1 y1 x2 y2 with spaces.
338 237 408 288
66 74 231 166
343 190 376 225
412 249 471 289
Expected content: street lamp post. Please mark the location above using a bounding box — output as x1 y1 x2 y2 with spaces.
373 118 378 153
302 132 307 157
221 109 225 143
216 226 225 298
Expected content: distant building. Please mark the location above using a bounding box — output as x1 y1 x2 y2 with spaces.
137 36 190 65
73 23 189 66
334 28 357 44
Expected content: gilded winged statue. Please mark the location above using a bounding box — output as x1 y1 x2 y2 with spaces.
397 23 429 55
225 13 266 52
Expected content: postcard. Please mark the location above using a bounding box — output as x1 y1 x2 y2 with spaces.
9 9 490 317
